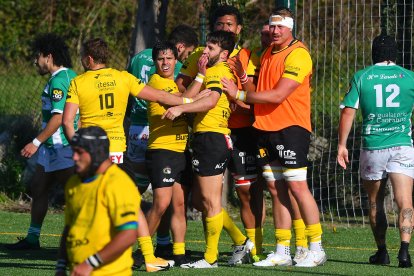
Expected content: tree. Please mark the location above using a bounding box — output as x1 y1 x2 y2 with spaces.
129 0 169 58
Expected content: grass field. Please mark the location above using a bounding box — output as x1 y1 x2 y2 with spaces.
0 210 413 275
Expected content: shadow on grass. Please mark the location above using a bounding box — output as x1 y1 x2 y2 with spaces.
0 243 57 272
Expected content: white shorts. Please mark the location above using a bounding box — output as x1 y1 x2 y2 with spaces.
360 146 414 180
127 125 149 163
37 145 74 172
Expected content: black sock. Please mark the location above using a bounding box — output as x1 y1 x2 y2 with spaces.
377 244 387 252
400 241 409 252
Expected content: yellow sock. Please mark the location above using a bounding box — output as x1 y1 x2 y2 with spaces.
138 236 156 263
173 242 185 256
306 223 323 243
246 227 263 255
204 211 223 264
293 219 308 248
275 228 291 247
222 208 246 245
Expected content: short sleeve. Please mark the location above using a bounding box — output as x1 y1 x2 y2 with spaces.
283 48 312 83
105 169 140 229
66 79 79 105
340 75 360 109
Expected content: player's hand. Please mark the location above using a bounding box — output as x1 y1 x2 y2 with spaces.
70 261 93 276
198 54 208 75
221 77 238 99
162 106 184 120
193 89 211 101
337 145 349 169
21 142 39 158
227 55 244 78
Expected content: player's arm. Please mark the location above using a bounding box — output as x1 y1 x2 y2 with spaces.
21 113 62 158
222 76 300 104
55 226 69 276
227 54 257 92
337 107 356 170
62 102 79 141
138 85 210 107
162 90 221 120
176 74 193 93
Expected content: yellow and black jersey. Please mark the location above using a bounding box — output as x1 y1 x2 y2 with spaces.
193 61 236 135
67 68 146 152
147 74 188 152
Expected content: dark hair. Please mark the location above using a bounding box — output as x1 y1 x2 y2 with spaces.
71 126 109 172
32 33 72 67
372 34 397 63
273 6 295 18
210 4 243 32
206 30 236 58
152 41 178 61
81 38 109 64
168 24 198 48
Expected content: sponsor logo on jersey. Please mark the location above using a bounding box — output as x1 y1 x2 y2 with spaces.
163 166 171 174
95 80 116 90
67 237 89 248
192 159 199 167
110 153 124 164
163 178 175 183
52 89 64 102
176 134 187 141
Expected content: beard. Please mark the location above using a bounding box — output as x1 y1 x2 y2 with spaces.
207 53 221 67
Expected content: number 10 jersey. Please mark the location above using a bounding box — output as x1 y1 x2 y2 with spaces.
67 68 146 152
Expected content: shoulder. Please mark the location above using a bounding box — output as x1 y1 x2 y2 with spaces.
104 165 135 190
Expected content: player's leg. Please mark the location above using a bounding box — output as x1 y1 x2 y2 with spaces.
387 146 414 268
146 187 173 236
228 127 263 262
7 146 74 250
389 172 413 268
181 133 230 269
170 181 190 266
360 148 391 265
128 125 172 257
287 178 325 267
363 179 389 264
288 189 308 264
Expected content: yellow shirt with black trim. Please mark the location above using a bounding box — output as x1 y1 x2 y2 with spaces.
180 46 256 79
193 61 235 135
67 68 146 152
64 164 140 276
147 74 188 152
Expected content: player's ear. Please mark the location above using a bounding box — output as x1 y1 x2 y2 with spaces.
175 43 184 54
220 49 229 61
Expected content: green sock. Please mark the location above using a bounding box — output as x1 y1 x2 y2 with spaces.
26 222 42 244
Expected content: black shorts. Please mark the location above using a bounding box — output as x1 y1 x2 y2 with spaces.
256 126 310 169
228 127 259 175
145 149 192 189
191 132 232 176
116 153 135 181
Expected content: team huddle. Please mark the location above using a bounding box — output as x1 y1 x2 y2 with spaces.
6 4 414 275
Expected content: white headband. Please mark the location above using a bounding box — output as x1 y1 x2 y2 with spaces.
269 15 294 30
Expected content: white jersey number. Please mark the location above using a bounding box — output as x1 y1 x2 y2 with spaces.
140 65 151 83
373 84 400 107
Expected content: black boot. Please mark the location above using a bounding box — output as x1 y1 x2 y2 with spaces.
369 249 390 265
398 246 412 268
